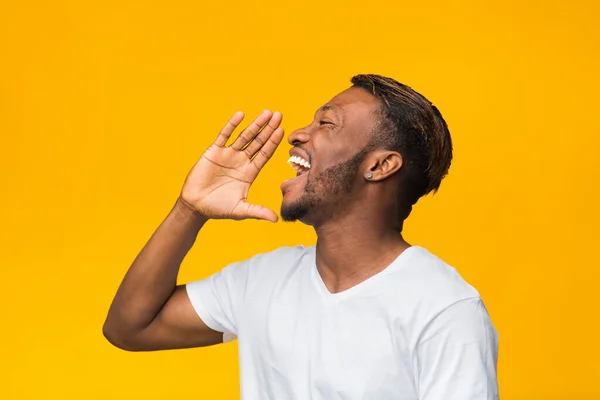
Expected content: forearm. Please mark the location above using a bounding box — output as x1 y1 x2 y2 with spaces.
103 111 282 350
104 197 208 337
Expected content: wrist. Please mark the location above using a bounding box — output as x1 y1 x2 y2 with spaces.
174 196 209 225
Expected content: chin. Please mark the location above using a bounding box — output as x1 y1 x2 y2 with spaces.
280 195 315 223
280 195 296 214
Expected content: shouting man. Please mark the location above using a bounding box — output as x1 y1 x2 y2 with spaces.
104 74 499 399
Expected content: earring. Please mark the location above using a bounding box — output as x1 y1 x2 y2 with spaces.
366 172 373 179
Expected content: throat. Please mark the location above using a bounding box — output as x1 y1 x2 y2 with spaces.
314 232 410 294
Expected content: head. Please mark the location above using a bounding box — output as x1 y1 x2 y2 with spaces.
280 74 453 231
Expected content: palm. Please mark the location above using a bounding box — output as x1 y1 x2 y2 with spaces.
180 110 284 222
184 146 258 218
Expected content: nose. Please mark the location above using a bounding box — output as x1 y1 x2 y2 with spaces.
287 127 310 146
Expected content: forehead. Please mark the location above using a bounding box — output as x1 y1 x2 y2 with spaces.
321 86 381 126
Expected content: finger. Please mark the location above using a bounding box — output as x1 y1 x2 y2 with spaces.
230 110 273 151
244 111 283 157
236 202 279 223
252 127 284 170
214 111 245 147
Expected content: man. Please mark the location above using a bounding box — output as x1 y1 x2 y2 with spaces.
104 74 499 399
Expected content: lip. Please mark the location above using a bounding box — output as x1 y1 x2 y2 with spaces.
288 148 311 165
280 168 309 192
282 147 311 192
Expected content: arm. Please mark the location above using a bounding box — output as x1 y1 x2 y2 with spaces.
103 110 284 351
416 298 499 400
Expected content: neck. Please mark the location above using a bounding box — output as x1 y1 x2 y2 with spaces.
314 211 410 294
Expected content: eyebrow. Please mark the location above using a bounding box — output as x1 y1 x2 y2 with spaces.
317 104 345 123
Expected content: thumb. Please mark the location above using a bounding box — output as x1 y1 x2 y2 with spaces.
236 201 279 223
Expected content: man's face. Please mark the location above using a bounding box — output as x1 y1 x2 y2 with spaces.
280 87 381 224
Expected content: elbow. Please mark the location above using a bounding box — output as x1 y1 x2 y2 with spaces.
102 321 144 352
102 321 129 350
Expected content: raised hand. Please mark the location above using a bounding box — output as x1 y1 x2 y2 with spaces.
180 110 284 222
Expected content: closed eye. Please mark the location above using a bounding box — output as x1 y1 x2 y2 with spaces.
319 120 334 126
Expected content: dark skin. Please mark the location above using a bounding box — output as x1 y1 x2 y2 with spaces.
282 87 410 292
103 87 410 351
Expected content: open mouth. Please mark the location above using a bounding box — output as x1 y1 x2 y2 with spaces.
287 155 311 176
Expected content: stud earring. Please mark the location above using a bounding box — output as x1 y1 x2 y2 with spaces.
366 172 373 179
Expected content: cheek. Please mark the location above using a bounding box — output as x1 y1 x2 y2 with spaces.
312 136 358 168
311 154 347 176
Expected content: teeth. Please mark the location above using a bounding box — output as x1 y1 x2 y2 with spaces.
287 155 311 169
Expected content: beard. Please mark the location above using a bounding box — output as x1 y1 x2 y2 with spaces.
281 148 369 222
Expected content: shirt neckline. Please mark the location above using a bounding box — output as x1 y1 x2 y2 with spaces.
309 245 422 301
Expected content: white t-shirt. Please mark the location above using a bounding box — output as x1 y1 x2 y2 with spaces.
186 245 499 400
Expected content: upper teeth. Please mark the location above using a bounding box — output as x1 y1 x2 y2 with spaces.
287 155 311 168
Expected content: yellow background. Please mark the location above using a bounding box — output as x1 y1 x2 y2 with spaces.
1 0 599 398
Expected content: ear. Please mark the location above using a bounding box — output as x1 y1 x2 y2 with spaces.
364 150 403 181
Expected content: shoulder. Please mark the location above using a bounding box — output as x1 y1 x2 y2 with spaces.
246 245 313 266
393 246 480 300
229 245 313 274
220 244 314 291
387 246 482 325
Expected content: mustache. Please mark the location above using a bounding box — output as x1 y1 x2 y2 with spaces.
293 144 312 164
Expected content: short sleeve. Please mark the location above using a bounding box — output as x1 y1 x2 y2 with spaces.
185 260 250 340
415 298 499 400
